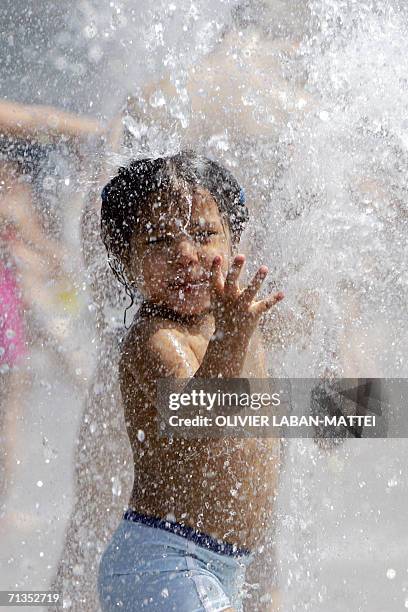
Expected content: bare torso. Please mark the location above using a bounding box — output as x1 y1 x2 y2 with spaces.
120 309 282 550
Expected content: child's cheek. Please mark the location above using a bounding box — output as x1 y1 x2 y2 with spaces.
141 253 169 289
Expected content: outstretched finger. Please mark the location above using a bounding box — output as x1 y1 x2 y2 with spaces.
224 254 245 294
210 255 224 300
240 266 269 305
250 291 285 317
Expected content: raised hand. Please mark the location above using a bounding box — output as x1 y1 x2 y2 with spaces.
210 253 284 343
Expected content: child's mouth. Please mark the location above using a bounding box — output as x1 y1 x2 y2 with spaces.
170 279 209 292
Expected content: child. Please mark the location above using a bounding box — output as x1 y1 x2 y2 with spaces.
97 151 284 612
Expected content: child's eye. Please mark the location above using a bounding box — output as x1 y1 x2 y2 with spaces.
194 231 217 243
146 234 173 245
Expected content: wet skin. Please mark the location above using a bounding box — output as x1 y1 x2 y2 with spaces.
120 186 284 549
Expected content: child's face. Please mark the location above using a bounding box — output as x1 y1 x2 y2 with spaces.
126 186 233 315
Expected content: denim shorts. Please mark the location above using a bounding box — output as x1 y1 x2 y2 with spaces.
97 510 255 612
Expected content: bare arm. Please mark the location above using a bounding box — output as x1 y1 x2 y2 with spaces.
0 177 72 285
122 254 284 407
0 98 103 143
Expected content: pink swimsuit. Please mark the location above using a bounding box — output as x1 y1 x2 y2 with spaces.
0 226 28 371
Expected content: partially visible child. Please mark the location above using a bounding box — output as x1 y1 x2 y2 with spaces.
98 151 284 612
0 162 29 502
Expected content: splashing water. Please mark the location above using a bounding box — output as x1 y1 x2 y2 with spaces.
252 0 408 383
2 1 407 611
54 2 408 610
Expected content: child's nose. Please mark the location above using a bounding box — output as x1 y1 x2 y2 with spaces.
175 238 199 265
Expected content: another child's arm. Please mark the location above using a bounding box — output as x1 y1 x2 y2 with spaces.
0 98 102 144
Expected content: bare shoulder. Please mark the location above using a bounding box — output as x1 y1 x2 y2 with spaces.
119 316 200 392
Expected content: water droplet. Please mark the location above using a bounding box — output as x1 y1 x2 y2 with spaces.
42 176 56 191
36 481 43 488
89 44 103 63
42 436 58 462
149 90 166 108
386 568 396 580
111 476 122 497
73 563 84 576
83 24 97 39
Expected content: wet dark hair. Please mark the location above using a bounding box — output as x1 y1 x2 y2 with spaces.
100 150 249 323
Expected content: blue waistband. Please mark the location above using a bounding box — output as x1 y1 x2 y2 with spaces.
123 509 251 558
